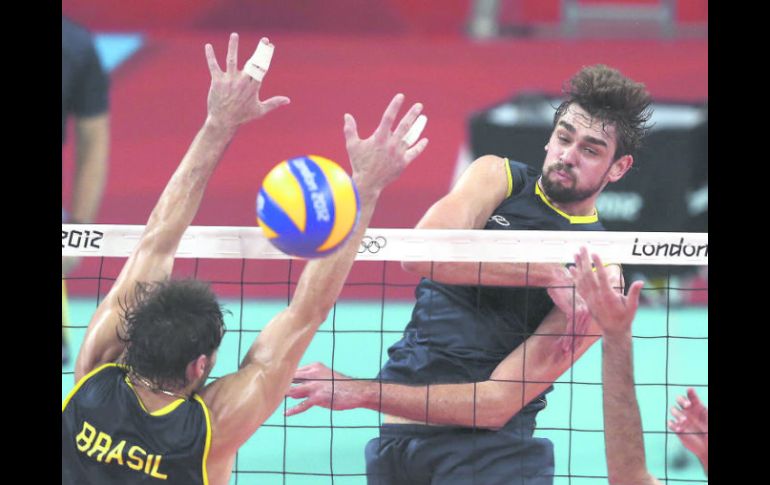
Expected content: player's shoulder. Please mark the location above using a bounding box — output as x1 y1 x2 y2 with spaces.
63 363 123 412
506 158 539 178
469 155 537 199
473 155 536 177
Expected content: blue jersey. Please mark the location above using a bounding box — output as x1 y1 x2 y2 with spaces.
379 159 605 427
62 364 212 485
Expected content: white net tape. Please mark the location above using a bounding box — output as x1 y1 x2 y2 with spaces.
62 224 708 266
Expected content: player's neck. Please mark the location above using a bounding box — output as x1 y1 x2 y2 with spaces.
129 373 191 412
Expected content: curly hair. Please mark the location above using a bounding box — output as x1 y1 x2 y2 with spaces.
554 64 653 159
118 279 226 390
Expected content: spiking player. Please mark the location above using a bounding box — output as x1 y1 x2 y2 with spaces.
288 64 654 484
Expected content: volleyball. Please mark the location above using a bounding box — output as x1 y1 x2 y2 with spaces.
257 155 360 258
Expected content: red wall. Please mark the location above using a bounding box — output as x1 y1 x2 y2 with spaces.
62 0 471 35
62 0 707 33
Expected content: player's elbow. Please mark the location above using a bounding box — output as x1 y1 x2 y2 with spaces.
485 406 516 431
474 384 517 430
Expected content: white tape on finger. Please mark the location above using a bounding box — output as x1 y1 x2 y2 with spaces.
403 114 427 146
245 41 274 81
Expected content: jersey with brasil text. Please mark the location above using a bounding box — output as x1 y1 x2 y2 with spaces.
379 158 605 430
62 363 212 485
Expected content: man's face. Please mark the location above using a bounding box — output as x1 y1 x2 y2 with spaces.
541 104 619 204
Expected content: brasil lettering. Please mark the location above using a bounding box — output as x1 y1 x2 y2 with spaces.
75 421 168 480
631 238 708 258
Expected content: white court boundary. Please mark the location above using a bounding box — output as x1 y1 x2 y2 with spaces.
62 225 707 266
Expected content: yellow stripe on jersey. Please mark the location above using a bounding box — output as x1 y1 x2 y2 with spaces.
62 280 69 327
535 181 599 224
504 158 513 198
193 394 213 485
123 375 186 416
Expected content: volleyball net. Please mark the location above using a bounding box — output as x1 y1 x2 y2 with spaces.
62 225 708 484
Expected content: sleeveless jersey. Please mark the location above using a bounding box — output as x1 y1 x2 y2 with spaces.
379 159 605 428
62 363 212 484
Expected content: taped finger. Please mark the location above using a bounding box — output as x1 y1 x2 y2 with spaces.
403 114 427 146
245 40 275 81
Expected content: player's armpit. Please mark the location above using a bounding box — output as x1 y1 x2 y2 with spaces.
199 305 326 458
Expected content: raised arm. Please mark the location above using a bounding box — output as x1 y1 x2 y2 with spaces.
74 34 290 382
571 247 660 485
198 94 428 461
287 301 600 428
401 156 573 289
400 156 591 330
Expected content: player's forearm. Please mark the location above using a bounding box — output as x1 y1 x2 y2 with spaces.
402 260 570 288
71 115 109 223
602 331 651 484
237 191 378 410
140 119 237 255
354 379 508 429
698 454 708 475
289 190 378 325
246 188 380 374
357 329 587 429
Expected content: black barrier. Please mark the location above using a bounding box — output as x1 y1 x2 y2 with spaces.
468 94 707 277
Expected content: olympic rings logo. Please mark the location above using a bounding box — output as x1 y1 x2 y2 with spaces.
358 236 387 254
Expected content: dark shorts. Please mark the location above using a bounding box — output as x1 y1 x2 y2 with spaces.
365 411 554 485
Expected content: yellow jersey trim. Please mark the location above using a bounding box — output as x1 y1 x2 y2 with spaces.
504 158 513 198
535 181 599 224
194 394 213 485
123 375 186 416
62 362 118 413
62 280 69 326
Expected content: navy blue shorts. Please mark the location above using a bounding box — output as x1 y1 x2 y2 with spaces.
365 410 554 485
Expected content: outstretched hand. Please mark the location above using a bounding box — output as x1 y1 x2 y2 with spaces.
668 388 708 472
204 33 290 129
285 362 363 417
569 247 643 337
344 93 429 198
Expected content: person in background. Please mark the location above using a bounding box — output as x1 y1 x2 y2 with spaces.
62 15 111 365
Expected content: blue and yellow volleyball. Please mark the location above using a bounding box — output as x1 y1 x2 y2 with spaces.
257 155 360 258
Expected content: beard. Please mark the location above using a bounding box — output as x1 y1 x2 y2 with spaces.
541 162 604 204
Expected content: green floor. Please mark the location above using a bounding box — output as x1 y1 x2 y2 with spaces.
63 298 708 484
